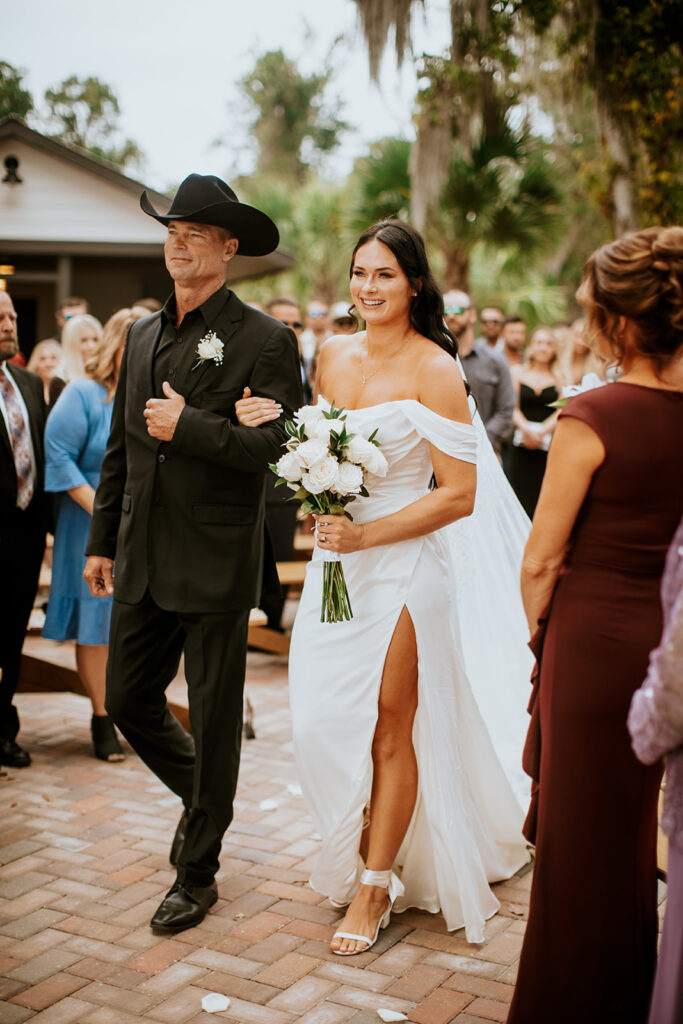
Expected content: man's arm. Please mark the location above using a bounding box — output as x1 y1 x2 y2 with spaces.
86 335 130 559
170 325 303 472
483 357 515 451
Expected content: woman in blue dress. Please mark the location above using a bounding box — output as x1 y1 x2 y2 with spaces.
43 307 146 761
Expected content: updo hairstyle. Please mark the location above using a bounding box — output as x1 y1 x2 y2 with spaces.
576 225 683 371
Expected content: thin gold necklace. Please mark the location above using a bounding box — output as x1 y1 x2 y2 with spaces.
360 334 412 387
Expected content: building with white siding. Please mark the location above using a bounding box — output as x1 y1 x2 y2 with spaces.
0 116 293 356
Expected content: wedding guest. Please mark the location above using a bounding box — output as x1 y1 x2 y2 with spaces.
27 340 64 403
330 301 358 335
508 225 683 1024
476 305 505 350
132 297 161 313
300 299 331 377
43 308 145 761
499 315 526 368
628 517 683 1024
50 314 102 405
561 317 605 384
0 290 50 768
443 289 514 456
508 327 563 517
54 296 89 340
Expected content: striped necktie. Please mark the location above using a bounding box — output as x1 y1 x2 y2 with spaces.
0 366 34 510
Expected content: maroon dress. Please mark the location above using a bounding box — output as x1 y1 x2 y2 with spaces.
507 383 683 1024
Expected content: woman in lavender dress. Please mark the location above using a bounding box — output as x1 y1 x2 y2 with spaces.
629 517 683 1024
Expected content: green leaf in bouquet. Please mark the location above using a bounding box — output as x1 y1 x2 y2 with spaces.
273 477 287 487
268 463 278 475
367 428 379 444
285 421 297 437
291 486 310 502
300 500 317 515
359 486 369 497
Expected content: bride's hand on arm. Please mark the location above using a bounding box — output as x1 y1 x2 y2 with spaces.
521 416 605 635
234 386 282 427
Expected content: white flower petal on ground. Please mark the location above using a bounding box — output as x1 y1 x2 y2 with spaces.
202 993 231 1012
287 782 303 795
296 438 329 468
302 456 339 494
276 451 303 483
377 1010 407 1022
335 461 364 496
259 798 279 811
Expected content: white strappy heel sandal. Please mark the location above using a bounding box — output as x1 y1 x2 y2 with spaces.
331 868 404 955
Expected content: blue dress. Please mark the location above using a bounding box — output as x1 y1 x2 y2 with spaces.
43 379 113 645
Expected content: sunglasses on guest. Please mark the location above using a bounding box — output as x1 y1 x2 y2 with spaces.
281 320 302 329
444 305 469 315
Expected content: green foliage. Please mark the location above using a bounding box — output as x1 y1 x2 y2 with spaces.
43 75 142 169
0 62 33 120
348 137 412 232
239 49 349 183
518 0 683 226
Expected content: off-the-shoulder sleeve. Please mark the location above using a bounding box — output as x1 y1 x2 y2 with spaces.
403 401 477 463
44 381 91 493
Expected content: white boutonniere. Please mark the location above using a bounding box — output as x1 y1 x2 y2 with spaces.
191 330 224 372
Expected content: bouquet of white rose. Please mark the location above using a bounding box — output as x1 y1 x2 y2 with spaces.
270 402 388 623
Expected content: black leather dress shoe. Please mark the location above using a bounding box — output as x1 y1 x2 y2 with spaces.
0 738 31 768
169 809 188 866
150 880 218 932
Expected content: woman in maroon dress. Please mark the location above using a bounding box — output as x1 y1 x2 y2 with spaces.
507 226 683 1024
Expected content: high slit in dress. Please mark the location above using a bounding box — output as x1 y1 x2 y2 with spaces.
289 398 530 943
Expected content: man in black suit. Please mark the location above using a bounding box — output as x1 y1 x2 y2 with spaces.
0 290 49 768
84 175 302 931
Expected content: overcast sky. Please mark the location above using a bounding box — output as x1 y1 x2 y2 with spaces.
6 0 451 192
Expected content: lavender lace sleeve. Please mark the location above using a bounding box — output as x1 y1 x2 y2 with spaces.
628 518 683 843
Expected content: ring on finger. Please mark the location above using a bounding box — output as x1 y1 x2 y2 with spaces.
320 534 326 543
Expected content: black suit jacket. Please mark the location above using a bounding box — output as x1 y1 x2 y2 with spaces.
87 290 303 612
0 364 48 532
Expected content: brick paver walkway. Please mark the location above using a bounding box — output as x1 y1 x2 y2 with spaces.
0 649 535 1024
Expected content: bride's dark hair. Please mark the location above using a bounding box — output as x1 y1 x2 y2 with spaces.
350 219 458 360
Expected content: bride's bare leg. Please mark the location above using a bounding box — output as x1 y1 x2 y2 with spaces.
331 607 418 954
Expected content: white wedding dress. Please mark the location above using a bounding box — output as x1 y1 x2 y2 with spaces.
289 396 532 943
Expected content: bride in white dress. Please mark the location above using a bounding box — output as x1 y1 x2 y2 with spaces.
236 220 529 955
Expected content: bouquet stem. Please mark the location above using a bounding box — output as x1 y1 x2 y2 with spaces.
321 561 353 623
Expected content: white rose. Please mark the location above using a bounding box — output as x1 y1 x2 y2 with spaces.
313 419 341 444
275 451 303 483
296 438 328 468
197 335 223 361
334 460 364 496
294 404 325 436
302 456 339 494
362 445 389 477
345 434 376 465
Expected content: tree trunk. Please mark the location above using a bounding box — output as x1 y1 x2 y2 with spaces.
591 0 639 235
441 246 470 291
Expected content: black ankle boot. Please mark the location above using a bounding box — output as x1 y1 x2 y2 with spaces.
91 715 125 762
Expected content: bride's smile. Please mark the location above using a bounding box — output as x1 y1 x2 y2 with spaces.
350 239 415 325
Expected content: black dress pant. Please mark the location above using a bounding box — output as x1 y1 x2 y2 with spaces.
105 590 250 886
261 500 298 629
0 502 45 740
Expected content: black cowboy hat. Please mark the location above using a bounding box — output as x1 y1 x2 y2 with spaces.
140 173 279 257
